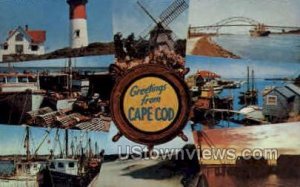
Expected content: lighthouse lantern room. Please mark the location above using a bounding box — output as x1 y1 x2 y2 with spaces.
67 0 89 48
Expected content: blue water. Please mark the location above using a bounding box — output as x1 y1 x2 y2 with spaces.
0 66 108 74
220 78 286 111
192 78 288 130
185 54 297 130
0 161 14 175
213 35 300 63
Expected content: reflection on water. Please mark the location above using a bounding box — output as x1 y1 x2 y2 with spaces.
0 179 37 187
0 161 37 187
201 166 300 187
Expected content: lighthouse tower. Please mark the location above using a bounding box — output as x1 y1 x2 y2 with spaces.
67 0 88 48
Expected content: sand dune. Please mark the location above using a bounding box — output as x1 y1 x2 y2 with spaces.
187 36 240 59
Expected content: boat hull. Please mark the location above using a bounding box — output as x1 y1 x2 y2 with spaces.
38 166 100 187
250 30 271 37
0 92 44 124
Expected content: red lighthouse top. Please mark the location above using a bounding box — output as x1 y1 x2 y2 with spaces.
67 0 88 19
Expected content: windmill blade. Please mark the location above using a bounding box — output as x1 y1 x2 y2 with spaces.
161 24 178 41
138 23 155 39
159 0 188 26
137 1 159 25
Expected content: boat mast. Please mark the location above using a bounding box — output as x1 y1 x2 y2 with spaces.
33 129 51 158
25 126 30 161
68 58 73 96
71 139 75 158
251 69 255 91
65 129 69 158
247 66 250 92
95 142 98 156
88 138 92 158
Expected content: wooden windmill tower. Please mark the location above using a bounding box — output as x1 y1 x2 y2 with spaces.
137 0 188 51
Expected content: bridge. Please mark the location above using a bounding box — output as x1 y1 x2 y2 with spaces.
189 16 300 37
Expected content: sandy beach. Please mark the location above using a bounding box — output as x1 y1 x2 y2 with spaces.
187 36 240 59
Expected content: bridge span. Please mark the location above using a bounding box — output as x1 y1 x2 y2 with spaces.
189 16 300 37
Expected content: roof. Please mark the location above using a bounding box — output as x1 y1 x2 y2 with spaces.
5 26 46 44
286 84 300 96
26 30 46 44
197 70 221 79
274 86 295 99
75 117 111 132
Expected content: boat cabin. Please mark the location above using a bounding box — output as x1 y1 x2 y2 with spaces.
0 73 40 93
15 161 47 178
49 159 79 176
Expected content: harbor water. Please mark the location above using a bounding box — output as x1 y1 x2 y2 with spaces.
213 34 300 63
201 166 300 187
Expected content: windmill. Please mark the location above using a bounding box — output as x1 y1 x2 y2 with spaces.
137 0 188 51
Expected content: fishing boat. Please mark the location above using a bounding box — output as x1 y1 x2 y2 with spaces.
249 24 270 37
38 129 103 187
239 105 267 124
201 80 224 95
0 73 45 124
239 67 258 105
39 59 81 112
0 126 49 181
219 80 242 89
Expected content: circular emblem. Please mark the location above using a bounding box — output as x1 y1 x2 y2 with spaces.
123 76 179 133
110 64 190 145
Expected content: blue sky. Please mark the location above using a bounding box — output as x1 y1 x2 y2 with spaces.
189 0 300 33
0 0 113 52
0 125 109 156
0 123 194 155
112 0 190 39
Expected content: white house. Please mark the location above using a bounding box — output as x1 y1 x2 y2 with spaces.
0 25 46 61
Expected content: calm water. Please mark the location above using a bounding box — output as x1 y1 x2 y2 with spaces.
213 34 300 63
219 78 286 110
202 167 300 187
0 66 108 73
0 179 37 187
0 161 14 175
195 78 291 129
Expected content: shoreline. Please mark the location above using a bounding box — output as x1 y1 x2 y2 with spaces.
188 36 240 59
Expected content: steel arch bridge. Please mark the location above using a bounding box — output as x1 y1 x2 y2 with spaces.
189 16 262 36
214 16 260 26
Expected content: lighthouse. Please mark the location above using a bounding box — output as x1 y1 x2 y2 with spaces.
67 0 89 48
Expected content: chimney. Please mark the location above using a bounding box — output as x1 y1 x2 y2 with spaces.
25 25 28 31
